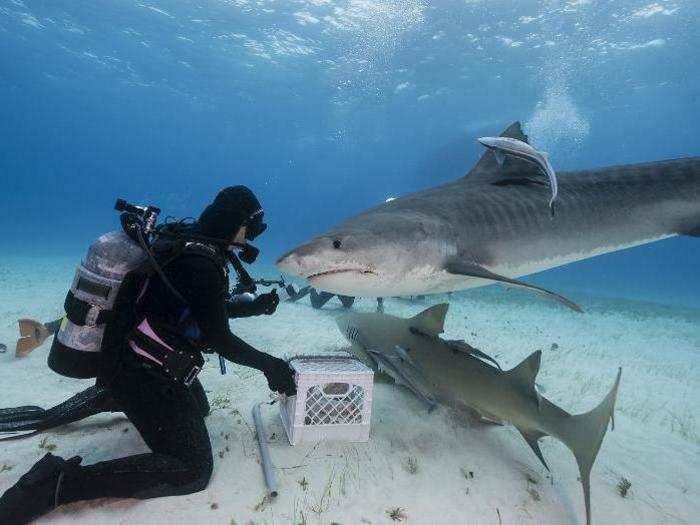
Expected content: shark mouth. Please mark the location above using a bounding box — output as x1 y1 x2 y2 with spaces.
307 268 377 281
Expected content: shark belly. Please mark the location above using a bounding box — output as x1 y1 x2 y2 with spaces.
488 233 677 283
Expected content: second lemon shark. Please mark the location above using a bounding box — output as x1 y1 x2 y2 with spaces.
336 303 621 525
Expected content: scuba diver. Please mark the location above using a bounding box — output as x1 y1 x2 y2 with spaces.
0 186 296 524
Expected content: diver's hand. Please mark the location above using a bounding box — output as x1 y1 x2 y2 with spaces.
252 289 279 315
263 356 296 396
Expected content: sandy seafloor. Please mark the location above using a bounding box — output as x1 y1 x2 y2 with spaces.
0 256 698 525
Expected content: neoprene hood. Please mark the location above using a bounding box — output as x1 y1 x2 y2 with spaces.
198 186 265 242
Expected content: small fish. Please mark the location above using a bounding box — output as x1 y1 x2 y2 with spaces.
477 135 558 215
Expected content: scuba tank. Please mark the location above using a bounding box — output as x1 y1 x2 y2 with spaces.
48 199 162 379
48 231 147 378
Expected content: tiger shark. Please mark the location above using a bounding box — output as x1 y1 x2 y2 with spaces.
336 303 621 525
277 122 700 311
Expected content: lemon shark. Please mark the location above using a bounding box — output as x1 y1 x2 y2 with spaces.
277 122 700 311
336 303 621 525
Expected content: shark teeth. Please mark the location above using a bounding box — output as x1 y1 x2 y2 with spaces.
307 268 376 280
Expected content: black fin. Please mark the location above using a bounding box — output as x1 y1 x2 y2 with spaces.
499 122 529 142
0 407 45 428
285 285 311 302
338 295 355 309
0 386 114 440
444 260 583 313
0 406 43 419
517 428 550 471
310 289 334 309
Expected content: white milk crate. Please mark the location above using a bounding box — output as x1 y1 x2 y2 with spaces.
279 353 374 445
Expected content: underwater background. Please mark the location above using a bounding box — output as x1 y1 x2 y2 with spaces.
1 3 699 524
1 0 699 307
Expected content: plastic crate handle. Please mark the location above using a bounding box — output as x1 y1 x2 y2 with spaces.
321 382 351 398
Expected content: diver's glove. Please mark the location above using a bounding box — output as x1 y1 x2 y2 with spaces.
263 356 296 396
252 289 279 315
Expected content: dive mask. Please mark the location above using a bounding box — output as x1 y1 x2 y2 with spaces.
245 209 267 241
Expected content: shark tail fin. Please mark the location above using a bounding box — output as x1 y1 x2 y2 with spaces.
409 303 449 336
561 368 622 525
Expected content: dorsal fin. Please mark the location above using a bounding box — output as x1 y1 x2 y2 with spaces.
508 351 543 406
409 304 448 336
466 121 544 182
509 350 541 385
501 121 529 142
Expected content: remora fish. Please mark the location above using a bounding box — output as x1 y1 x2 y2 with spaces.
477 135 558 214
337 304 621 525
277 122 700 311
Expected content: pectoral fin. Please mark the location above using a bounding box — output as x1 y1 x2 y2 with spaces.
445 260 583 313
445 339 502 370
517 428 550 471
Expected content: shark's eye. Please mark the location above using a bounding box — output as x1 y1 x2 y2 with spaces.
333 239 342 249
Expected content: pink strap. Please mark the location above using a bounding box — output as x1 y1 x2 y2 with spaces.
128 341 163 365
135 318 176 352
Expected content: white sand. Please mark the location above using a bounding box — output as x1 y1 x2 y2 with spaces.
0 259 698 524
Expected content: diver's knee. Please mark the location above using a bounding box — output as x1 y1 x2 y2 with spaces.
199 398 211 418
185 456 213 492
190 380 211 417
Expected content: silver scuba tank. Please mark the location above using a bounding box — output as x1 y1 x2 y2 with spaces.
48 231 147 378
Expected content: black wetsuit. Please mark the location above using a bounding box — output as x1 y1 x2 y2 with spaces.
55 249 288 504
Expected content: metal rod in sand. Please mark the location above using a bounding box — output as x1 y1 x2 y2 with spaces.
252 402 278 498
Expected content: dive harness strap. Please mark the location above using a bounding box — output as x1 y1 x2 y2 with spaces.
127 318 204 386
64 290 114 327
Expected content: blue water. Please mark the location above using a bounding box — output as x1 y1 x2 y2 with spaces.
1 0 698 307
